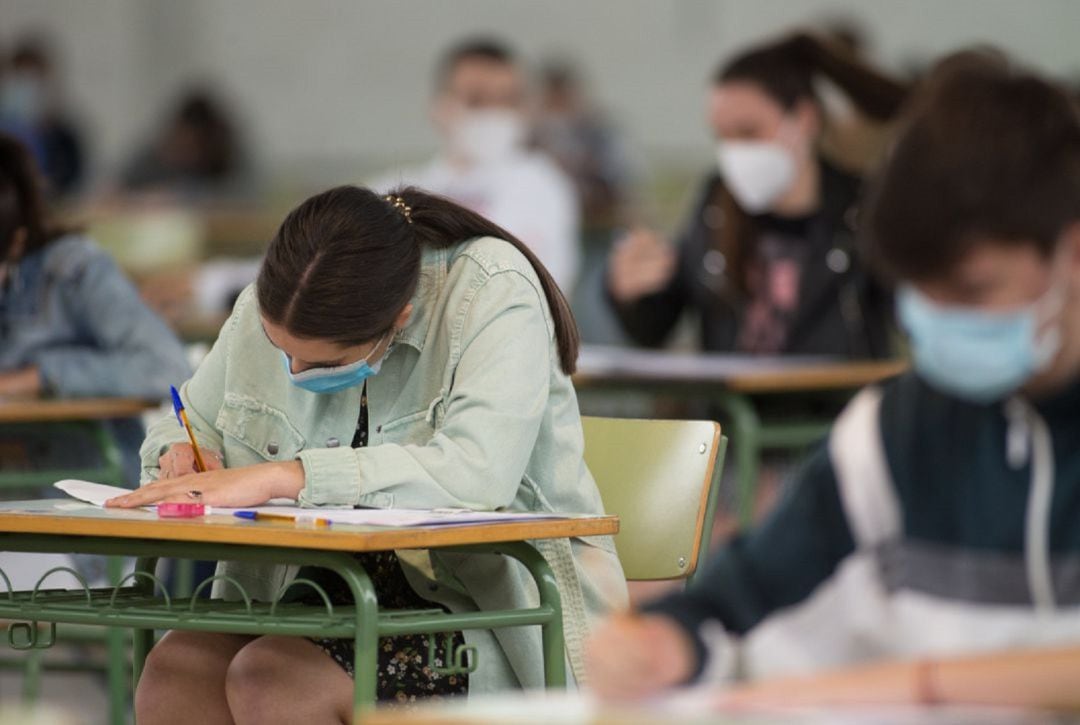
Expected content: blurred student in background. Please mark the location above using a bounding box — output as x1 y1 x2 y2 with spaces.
607 34 906 359
0 133 189 483
534 58 637 230
587 51 1080 710
373 37 581 293
121 87 253 202
0 35 86 197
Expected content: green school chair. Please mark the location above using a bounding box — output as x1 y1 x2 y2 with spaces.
582 417 727 586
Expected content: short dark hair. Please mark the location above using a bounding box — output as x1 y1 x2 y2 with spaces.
862 50 1080 282
434 37 516 91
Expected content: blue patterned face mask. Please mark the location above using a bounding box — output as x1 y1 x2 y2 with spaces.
898 283 1064 403
283 332 391 394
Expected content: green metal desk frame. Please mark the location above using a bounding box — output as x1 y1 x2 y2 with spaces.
0 533 565 721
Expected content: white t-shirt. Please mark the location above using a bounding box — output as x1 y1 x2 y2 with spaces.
373 151 581 293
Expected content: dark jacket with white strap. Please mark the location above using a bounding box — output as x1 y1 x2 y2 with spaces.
647 372 1080 681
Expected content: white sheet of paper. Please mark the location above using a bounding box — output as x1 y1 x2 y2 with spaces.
52 480 563 527
53 480 299 509
53 479 132 507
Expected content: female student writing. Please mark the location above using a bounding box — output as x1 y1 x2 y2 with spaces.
608 34 905 358
107 186 627 723
586 52 1080 709
0 132 189 481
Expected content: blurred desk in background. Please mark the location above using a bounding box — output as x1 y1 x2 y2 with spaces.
0 397 159 492
573 346 907 526
0 397 158 425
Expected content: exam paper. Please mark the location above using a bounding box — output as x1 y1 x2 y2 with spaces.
52 480 561 527
54 480 132 507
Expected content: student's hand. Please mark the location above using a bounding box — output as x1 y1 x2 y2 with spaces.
607 228 677 304
158 443 224 479
585 612 697 700
104 461 306 509
0 367 43 397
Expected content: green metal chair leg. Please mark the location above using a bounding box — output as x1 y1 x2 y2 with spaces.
715 392 763 528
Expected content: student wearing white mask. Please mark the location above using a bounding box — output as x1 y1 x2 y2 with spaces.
373 38 581 293
608 34 905 358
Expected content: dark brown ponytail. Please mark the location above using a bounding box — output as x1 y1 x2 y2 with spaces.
715 32 908 121
707 34 908 295
257 185 581 375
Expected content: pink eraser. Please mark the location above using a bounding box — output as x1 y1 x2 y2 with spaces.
157 502 206 518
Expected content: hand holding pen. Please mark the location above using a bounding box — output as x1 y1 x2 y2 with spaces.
161 386 224 478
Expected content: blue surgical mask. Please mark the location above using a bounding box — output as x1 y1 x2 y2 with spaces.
898 284 1064 403
283 332 391 394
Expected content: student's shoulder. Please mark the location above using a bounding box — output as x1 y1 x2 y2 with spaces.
447 237 548 320
453 236 538 282
876 371 966 439
219 283 262 336
41 234 117 280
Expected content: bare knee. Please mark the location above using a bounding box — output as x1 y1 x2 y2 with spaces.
227 636 349 725
225 638 290 722
136 631 249 725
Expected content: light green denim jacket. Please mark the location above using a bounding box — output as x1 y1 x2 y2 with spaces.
139 236 628 693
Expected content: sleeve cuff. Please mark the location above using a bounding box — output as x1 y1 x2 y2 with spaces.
296 447 362 506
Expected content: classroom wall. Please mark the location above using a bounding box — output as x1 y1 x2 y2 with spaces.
1 0 1078 186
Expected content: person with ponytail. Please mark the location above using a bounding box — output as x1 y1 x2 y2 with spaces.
608 33 906 359
587 50 1080 709
108 185 627 721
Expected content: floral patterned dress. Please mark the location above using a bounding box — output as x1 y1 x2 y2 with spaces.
306 383 469 704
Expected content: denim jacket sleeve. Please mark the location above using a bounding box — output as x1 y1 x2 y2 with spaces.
33 242 191 399
296 267 552 509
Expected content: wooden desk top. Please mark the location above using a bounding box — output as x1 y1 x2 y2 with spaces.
574 345 907 394
0 397 161 423
0 500 618 552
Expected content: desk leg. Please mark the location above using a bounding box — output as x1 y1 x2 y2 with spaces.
497 542 566 688
716 392 762 528
333 556 378 717
130 557 159 695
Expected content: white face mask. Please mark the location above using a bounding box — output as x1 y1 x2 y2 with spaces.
715 140 797 213
449 110 527 165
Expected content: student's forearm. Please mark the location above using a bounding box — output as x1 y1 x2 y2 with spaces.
725 645 1080 711
930 645 1080 710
